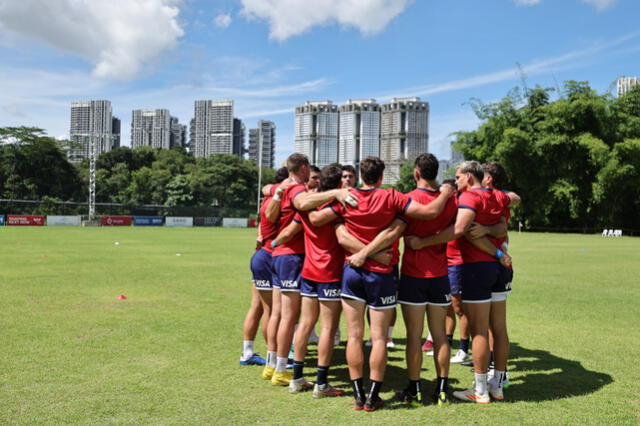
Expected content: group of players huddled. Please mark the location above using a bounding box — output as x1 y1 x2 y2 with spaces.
239 152 520 411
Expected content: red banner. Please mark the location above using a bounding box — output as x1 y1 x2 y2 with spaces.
7 215 45 226
100 216 133 226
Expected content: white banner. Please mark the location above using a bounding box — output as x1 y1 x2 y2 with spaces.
166 216 193 227
222 218 248 228
47 215 82 226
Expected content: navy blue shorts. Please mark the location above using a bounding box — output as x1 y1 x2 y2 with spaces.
250 248 273 291
460 261 499 303
398 274 452 306
301 279 341 301
341 265 397 310
492 265 514 295
272 253 304 292
448 265 463 296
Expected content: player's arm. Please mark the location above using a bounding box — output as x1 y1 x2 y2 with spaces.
468 236 512 267
265 178 294 222
256 227 264 250
506 191 521 206
293 188 357 211
467 218 508 240
335 224 393 266
403 183 455 220
271 221 303 248
308 207 339 227
405 224 455 250
346 219 406 268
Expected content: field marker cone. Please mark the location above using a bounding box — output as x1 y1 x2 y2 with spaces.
41 254 48 258
117 294 127 300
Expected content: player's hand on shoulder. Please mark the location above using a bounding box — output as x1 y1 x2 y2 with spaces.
336 188 358 209
440 181 455 197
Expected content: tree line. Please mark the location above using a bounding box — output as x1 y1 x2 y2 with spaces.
0 127 273 215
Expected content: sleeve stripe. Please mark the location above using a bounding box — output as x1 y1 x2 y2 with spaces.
458 204 477 212
292 189 306 200
330 205 341 217
292 218 302 224
396 215 410 225
402 198 412 213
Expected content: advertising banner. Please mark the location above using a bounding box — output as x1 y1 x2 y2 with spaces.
166 216 193 227
47 215 82 226
134 216 164 226
222 218 248 228
7 215 45 226
100 216 133 226
194 217 221 227
0 215 4 226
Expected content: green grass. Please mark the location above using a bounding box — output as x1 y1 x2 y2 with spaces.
1 228 639 424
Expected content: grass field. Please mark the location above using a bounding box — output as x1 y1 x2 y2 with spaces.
1 227 639 424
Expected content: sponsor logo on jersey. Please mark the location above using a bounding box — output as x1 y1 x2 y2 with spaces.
380 295 396 305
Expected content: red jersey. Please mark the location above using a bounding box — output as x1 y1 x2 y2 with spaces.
331 187 411 274
295 206 344 283
447 196 463 266
457 188 505 264
272 183 307 257
493 189 513 269
401 188 457 278
259 184 279 253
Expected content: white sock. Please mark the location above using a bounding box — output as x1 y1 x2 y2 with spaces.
276 356 288 372
474 373 488 394
491 369 506 386
388 326 394 338
242 340 254 360
267 351 277 368
427 332 433 342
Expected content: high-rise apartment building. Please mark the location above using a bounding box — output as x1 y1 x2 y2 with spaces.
295 101 339 168
617 76 639 97
233 118 245 157
380 97 429 184
69 100 114 163
249 120 276 169
338 99 380 176
192 99 234 157
112 117 121 149
170 116 187 149
131 109 171 149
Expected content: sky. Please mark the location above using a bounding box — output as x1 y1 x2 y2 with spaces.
0 0 639 165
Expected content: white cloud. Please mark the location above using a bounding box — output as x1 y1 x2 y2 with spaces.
514 0 541 6
0 0 184 80
240 0 411 41
214 13 232 29
581 0 617 11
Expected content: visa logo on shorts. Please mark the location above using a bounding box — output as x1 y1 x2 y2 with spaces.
380 295 396 305
323 289 341 297
281 280 297 288
254 280 270 287
445 294 452 302
505 282 512 290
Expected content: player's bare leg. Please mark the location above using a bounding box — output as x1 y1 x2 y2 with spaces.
342 298 367 408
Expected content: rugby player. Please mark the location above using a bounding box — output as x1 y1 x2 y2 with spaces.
470 161 521 399
307 165 321 192
240 167 289 366
308 156 454 411
262 153 357 386
447 161 509 404
341 165 357 188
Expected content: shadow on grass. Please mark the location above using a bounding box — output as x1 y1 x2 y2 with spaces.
503 342 612 403
307 340 611 404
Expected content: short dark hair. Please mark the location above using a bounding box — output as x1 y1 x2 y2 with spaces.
414 153 439 181
341 165 356 175
483 162 507 190
309 165 321 174
319 165 342 191
442 178 457 189
275 167 289 183
457 160 484 183
286 153 309 173
360 156 385 185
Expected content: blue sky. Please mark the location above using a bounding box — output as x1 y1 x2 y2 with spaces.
0 0 638 165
